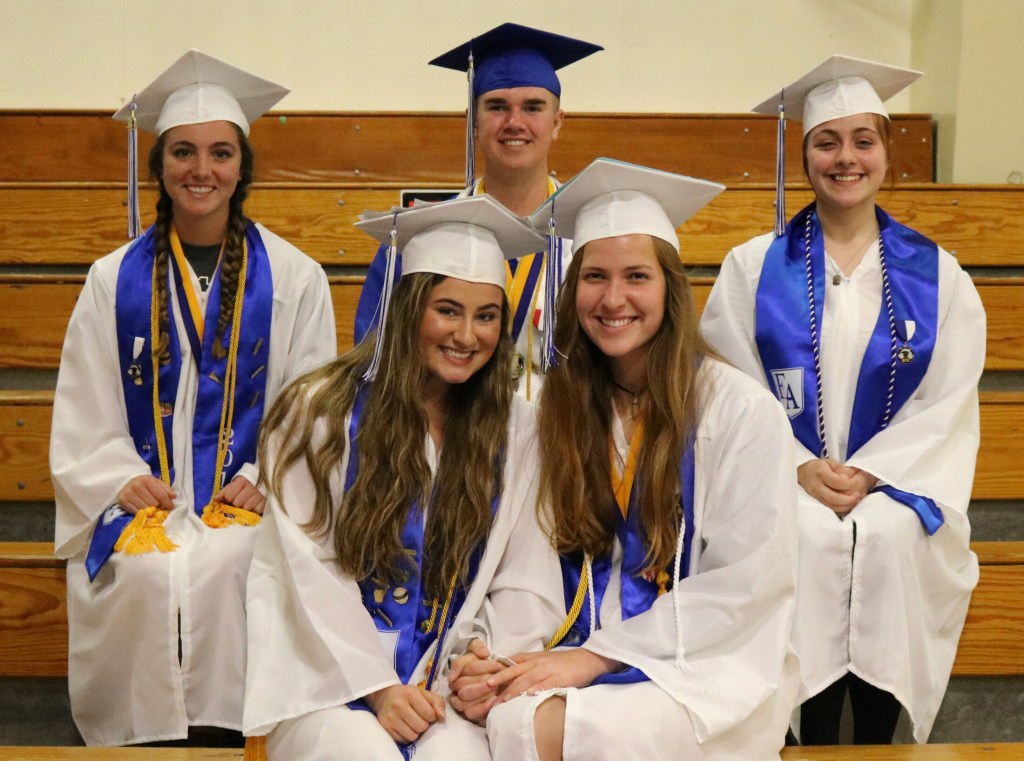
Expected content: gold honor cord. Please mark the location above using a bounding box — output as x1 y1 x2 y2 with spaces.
418 571 459 691
203 238 260 528
544 555 590 650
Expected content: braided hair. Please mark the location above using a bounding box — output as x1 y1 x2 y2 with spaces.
146 123 255 363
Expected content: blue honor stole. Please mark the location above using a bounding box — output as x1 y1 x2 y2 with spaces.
86 223 274 579
555 443 696 685
343 386 497 741
755 204 944 533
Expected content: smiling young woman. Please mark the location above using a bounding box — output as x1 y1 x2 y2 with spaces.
445 160 800 761
50 51 336 747
702 56 987 746
243 195 548 761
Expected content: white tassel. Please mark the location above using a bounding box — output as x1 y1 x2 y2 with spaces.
362 217 399 382
774 94 786 238
127 96 142 239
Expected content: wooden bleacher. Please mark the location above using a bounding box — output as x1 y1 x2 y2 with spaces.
0 111 1021 754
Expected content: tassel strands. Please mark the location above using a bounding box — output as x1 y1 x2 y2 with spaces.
363 213 400 382
127 96 143 240
465 50 476 190
770 94 786 237
541 207 562 372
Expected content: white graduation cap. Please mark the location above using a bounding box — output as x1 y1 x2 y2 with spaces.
113 49 289 136
752 55 920 236
530 158 725 254
112 50 288 240
752 54 921 135
355 195 545 380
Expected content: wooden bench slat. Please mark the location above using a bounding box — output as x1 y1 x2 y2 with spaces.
0 112 933 185
4 541 1021 678
1 276 1018 372
953 563 1024 676
6 185 1024 268
781 744 1024 760
0 749 243 759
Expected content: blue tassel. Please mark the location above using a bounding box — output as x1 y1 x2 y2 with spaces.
465 51 476 191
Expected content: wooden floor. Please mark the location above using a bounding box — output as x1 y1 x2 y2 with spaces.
0 742 1022 760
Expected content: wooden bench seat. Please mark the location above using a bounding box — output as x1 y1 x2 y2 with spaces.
4 184 1024 269
3 540 1021 679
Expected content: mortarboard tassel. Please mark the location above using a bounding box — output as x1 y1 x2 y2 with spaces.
465 50 476 190
127 96 142 239
774 93 786 238
362 212 400 382
541 207 562 372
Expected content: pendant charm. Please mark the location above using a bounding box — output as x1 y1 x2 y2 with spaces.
393 587 409 605
420 619 432 634
373 588 385 605
898 344 914 364
832 274 841 286
511 352 526 380
127 363 143 385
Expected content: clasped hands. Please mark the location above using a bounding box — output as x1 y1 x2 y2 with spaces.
797 458 878 517
447 638 617 725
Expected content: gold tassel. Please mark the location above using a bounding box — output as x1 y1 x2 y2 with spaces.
114 507 178 555
656 570 670 596
202 501 262 528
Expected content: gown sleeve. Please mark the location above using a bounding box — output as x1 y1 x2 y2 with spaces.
581 364 799 743
51 257 153 558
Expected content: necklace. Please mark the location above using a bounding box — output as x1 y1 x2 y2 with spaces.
611 378 648 416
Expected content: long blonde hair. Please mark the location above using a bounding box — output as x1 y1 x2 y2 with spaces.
260 273 514 597
537 236 712 570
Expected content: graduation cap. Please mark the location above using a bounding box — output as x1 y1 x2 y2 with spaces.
429 23 603 189
530 158 725 253
112 50 289 239
113 49 289 136
529 158 724 370
356 195 545 380
752 55 922 236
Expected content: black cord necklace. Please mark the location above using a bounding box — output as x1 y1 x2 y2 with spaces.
611 378 648 415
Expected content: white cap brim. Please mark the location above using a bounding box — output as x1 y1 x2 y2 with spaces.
112 49 289 136
356 195 545 289
752 55 921 135
530 158 724 253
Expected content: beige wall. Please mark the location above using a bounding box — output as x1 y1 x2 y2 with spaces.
2 0 1020 182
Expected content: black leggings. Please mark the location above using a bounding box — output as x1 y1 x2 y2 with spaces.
800 673 902 745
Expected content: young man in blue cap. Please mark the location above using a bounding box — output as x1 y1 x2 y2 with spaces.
354 23 602 399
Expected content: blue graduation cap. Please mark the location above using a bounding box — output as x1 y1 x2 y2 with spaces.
429 23 603 188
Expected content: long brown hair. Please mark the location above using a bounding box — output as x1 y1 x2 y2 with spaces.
260 273 514 597
537 235 712 570
147 123 255 364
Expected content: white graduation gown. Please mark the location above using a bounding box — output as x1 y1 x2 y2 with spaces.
243 394 540 761
485 360 800 761
51 224 336 746
701 231 985 741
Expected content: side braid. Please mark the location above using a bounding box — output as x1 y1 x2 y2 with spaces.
152 192 174 366
212 199 248 359
212 125 255 360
